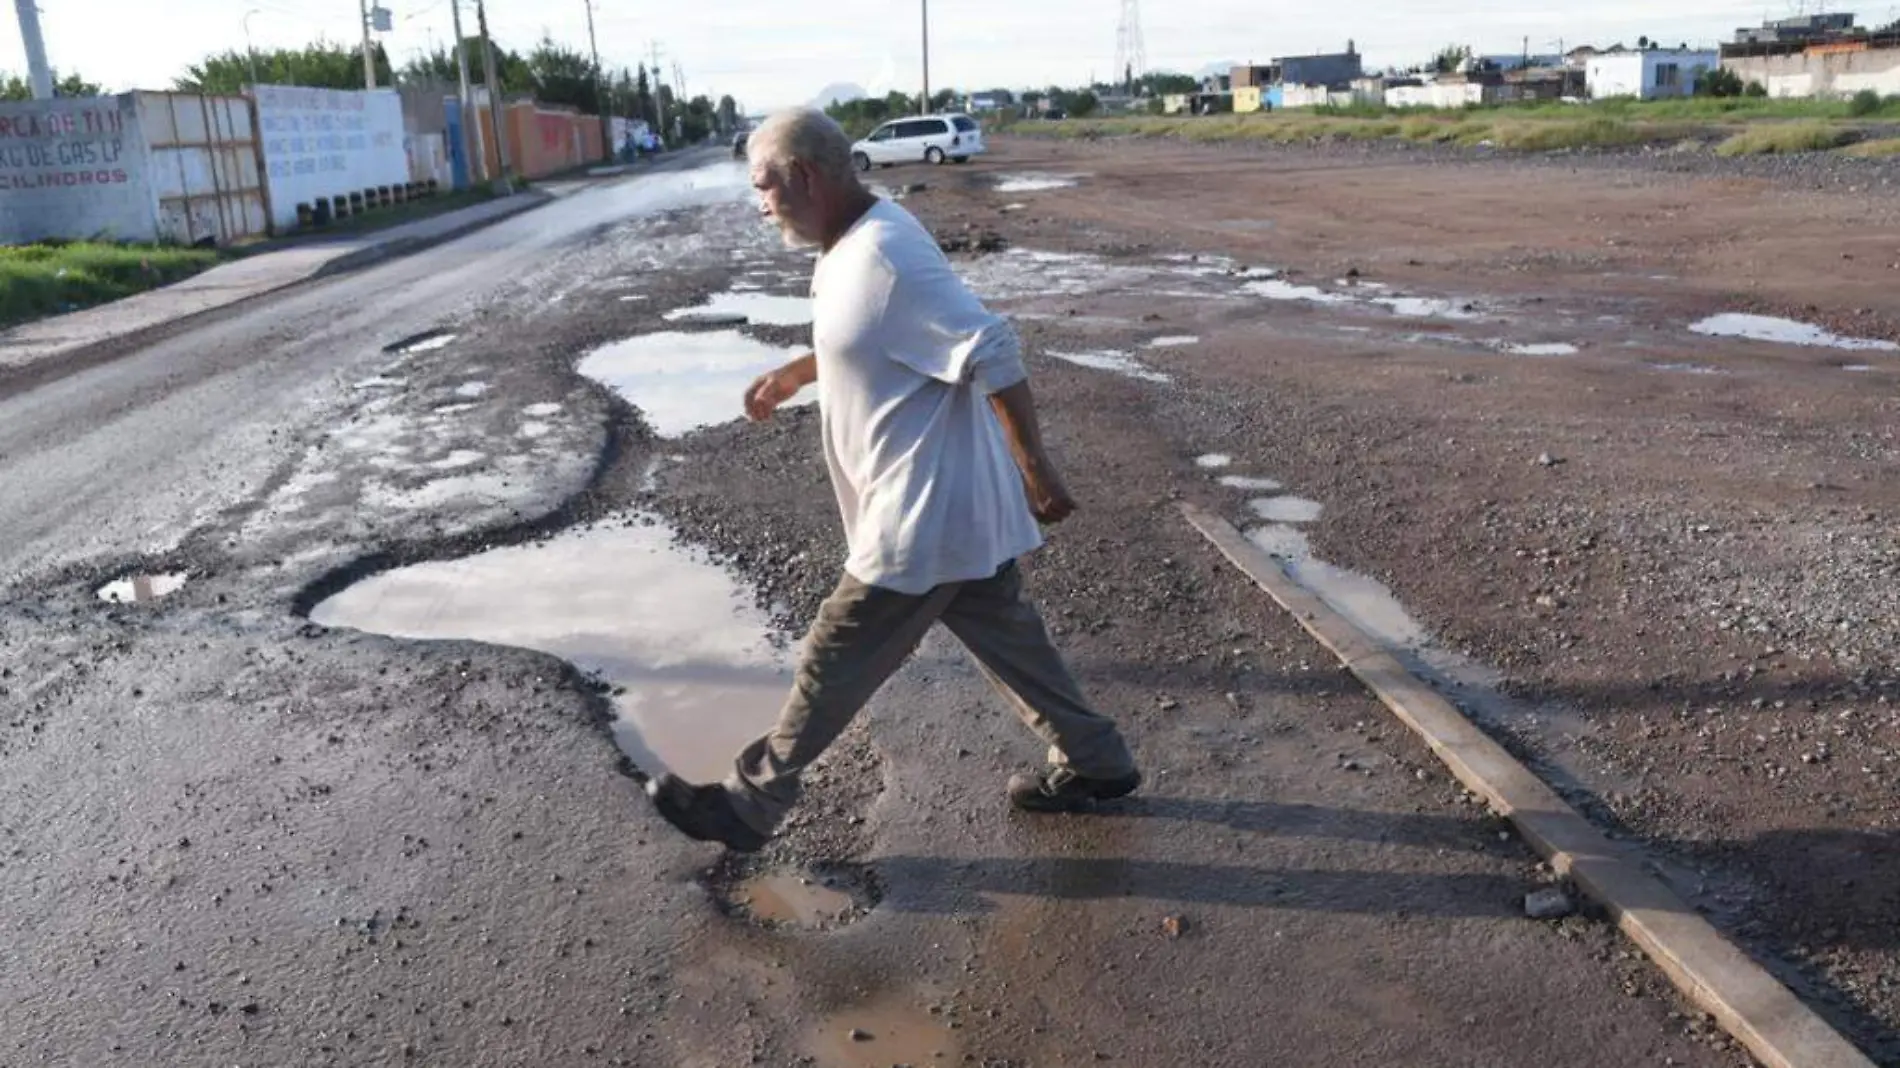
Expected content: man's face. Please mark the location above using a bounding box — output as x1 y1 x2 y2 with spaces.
752 158 823 249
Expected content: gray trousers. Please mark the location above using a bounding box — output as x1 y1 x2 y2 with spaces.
723 562 1137 834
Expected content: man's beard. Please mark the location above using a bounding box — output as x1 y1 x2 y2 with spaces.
777 218 820 249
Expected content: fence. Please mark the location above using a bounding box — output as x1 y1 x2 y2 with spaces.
2 83 612 247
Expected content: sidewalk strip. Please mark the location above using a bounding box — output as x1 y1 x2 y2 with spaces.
1179 502 1875 1068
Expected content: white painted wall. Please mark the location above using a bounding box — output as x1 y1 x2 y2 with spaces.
254 86 408 230
0 95 158 243
1279 84 1334 109
1588 50 1718 100
1386 82 1489 108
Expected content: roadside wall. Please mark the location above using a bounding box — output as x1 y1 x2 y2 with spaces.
1722 42 1900 97
0 95 158 243
502 101 605 180
253 85 407 231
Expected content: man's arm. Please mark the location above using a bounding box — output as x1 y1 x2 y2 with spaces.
988 379 1076 524
744 354 817 422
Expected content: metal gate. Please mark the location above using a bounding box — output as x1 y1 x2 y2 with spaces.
136 91 269 245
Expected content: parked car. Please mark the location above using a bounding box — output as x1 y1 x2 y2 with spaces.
732 129 748 158
850 113 985 171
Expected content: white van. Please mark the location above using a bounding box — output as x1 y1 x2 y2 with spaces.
851 114 986 170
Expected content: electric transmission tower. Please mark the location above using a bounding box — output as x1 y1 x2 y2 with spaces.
1114 0 1147 92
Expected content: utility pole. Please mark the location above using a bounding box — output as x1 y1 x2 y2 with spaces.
477 0 513 192
359 0 377 88
648 42 666 147
920 0 931 114
583 0 610 158
13 0 54 99
449 0 487 184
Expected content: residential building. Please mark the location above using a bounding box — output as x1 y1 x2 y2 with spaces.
1230 63 1280 89
1498 65 1586 102
968 90 1014 112
1586 48 1718 99
1280 43 1364 89
1733 13 1858 45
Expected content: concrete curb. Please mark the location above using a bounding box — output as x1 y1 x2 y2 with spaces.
311 190 555 279
1178 502 1876 1068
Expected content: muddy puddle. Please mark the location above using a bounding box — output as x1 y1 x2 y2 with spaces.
1690 313 1898 352
993 172 1081 193
97 572 189 604
805 996 960 1068
663 290 812 327
578 331 810 437
308 517 791 781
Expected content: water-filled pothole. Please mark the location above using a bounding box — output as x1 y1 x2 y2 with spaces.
1690 313 1898 352
308 516 791 781
97 572 189 604
1046 349 1170 383
1248 496 1324 523
578 331 810 437
664 291 812 327
993 173 1081 193
709 857 880 933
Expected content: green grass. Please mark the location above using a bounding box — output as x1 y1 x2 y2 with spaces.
1841 136 1900 158
1713 122 1854 156
0 242 222 331
1016 96 1900 159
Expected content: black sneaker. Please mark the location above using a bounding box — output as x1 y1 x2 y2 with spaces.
1008 766 1143 813
645 774 769 853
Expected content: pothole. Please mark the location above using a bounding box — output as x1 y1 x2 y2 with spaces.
382 330 458 355
97 572 190 604
1045 349 1170 384
307 514 792 781
1248 496 1324 523
577 331 810 438
663 291 812 327
713 860 880 932
804 992 961 1067
1690 313 1898 351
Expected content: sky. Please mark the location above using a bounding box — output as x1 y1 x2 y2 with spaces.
5 0 1897 111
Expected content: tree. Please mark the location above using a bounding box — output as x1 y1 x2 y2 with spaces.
176 40 394 93
716 94 738 132
1637 35 1651 50
525 34 601 113
678 94 716 142
1136 71 1197 97
0 70 101 99
399 41 531 92
1432 44 1472 74
929 88 957 112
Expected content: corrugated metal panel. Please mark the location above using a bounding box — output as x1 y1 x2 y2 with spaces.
136 91 268 245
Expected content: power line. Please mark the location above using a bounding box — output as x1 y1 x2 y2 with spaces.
1114 0 1147 90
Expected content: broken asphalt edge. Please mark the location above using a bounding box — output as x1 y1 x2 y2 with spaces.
310 189 556 280
1178 502 1877 1068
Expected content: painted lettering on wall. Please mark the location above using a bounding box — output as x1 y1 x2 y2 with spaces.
252 85 407 229
0 103 134 190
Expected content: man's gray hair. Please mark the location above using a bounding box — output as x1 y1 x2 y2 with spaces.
748 107 858 184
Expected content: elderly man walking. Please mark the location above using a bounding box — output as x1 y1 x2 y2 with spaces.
645 109 1140 853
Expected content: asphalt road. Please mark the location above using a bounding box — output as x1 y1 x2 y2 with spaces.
0 152 1758 1067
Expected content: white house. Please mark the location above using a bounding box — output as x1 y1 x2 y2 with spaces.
1586 48 1719 99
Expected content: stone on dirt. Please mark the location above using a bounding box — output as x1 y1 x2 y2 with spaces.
1524 887 1576 921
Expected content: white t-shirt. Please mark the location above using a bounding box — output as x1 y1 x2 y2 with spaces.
809 198 1042 595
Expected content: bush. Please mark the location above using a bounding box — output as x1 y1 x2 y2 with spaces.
1841 137 1900 158
1696 67 1745 98
1743 81 1769 98
1714 122 1851 156
1849 89 1883 117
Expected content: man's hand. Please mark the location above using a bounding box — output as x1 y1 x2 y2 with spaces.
1021 453 1077 524
743 355 816 422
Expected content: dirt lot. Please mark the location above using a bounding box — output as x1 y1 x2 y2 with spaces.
816 134 1898 1058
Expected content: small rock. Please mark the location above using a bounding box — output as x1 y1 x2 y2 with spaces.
1535 452 1564 468
1524 887 1576 920
1160 915 1187 938
848 1028 872 1042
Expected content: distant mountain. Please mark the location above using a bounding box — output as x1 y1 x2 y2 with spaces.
811 83 867 108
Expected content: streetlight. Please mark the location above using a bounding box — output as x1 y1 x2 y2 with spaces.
242 8 263 88
920 0 931 114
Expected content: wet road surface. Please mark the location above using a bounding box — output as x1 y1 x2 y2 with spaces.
0 153 1761 1066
